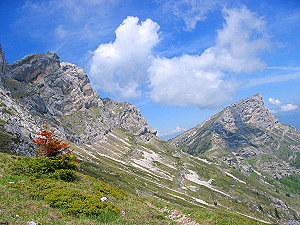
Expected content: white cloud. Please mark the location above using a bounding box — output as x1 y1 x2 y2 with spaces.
158 126 188 137
268 97 298 113
269 109 278 114
149 7 268 107
268 98 281 105
89 7 269 108
281 104 298 112
162 0 220 31
148 56 238 107
90 16 160 98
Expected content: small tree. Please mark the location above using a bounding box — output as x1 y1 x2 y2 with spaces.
32 124 74 157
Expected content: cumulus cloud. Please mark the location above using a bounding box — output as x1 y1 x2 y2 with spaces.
149 7 268 107
158 126 188 137
268 97 298 113
281 104 298 112
90 16 160 98
268 98 281 105
148 56 237 107
89 7 269 108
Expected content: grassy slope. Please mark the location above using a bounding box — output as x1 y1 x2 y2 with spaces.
71 129 300 224
0 151 269 225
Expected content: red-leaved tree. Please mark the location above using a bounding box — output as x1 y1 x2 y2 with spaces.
32 124 74 157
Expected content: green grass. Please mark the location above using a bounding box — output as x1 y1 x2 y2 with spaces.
0 152 176 224
293 152 300 168
0 151 278 224
279 174 300 194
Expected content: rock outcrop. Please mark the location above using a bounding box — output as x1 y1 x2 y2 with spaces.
9 52 60 83
0 45 7 75
169 94 300 178
0 49 156 154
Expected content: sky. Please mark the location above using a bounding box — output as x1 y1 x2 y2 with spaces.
1 0 300 139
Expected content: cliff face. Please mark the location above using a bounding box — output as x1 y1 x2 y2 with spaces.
0 50 156 154
170 94 300 178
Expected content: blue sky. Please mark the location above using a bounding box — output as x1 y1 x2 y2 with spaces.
1 0 300 139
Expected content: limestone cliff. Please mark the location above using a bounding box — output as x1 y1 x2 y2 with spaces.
0 49 156 154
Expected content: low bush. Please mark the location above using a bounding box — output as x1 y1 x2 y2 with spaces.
13 155 78 181
11 178 121 216
92 181 127 200
279 174 300 194
50 169 77 182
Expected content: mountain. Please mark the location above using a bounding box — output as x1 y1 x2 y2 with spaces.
0 46 156 155
0 47 299 224
169 94 300 179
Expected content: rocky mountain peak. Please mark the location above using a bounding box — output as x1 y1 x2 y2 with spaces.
219 93 278 130
36 61 102 116
170 94 300 178
8 51 60 83
0 49 156 150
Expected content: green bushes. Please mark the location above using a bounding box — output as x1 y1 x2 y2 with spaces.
11 155 127 217
13 155 78 181
50 169 77 182
279 174 300 194
92 181 127 201
293 152 300 168
43 187 120 215
11 178 121 216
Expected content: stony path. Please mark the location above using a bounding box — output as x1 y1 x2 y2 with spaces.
146 202 200 225
161 208 200 225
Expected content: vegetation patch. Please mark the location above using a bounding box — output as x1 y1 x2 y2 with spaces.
293 152 300 168
13 155 78 177
12 178 121 216
279 174 300 194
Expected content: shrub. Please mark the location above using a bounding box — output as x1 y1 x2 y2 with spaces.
50 169 77 182
93 181 128 200
12 178 121 216
32 124 74 157
13 155 79 181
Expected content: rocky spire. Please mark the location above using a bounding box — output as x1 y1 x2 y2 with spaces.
0 44 7 75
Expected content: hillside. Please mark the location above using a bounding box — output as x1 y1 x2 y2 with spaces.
0 48 299 224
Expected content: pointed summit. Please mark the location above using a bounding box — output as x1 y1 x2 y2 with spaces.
170 94 280 154
221 93 278 129
169 94 300 178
